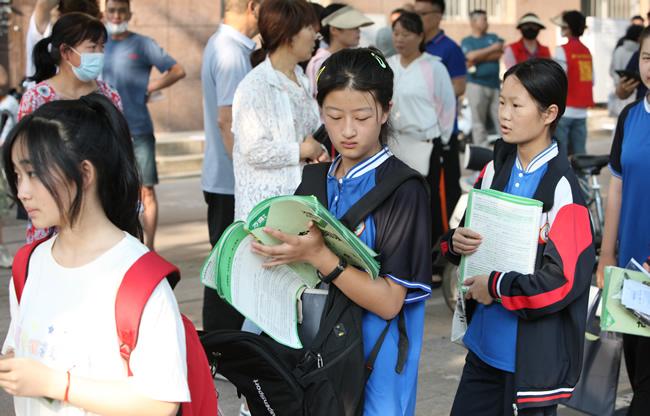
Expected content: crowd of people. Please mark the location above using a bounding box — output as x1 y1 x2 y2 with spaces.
0 0 648 415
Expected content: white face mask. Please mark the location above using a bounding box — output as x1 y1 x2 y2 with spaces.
68 47 104 82
105 21 128 35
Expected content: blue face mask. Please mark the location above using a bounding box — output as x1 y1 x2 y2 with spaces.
69 47 104 82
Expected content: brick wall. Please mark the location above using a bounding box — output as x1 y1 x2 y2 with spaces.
128 0 220 132
5 0 221 133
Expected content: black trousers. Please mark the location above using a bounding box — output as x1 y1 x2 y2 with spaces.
202 192 244 331
427 133 462 263
451 351 557 416
624 334 650 415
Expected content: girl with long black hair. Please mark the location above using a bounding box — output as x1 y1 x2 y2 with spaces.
0 95 189 415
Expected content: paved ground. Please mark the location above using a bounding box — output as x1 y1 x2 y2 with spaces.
0 109 634 415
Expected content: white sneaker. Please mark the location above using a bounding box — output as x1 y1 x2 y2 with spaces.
239 403 251 416
0 245 12 268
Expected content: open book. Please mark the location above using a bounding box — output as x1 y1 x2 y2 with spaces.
201 195 380 348
459 189 543 288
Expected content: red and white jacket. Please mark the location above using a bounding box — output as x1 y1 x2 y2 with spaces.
442 139 595 410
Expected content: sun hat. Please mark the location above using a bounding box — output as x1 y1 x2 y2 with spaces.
517 13 545 29
321 6 374 29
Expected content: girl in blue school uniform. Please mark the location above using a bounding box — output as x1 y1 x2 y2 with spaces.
597 26 650 416
442 58 595 416
251 47 432 415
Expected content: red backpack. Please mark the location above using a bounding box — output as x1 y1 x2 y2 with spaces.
11 239 218 416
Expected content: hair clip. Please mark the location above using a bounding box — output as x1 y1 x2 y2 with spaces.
316 65 327 83
370 52 387 69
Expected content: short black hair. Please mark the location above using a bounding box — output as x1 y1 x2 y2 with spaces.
415 0 445 14
625 24 644 41
639 25 650 48
317 48 394 146
503 58 568 134
469 9 487 18
392 12 425 52
562 10 586 37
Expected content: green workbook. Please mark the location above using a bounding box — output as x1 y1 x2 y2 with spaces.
200 195 379 348
601 264 650 337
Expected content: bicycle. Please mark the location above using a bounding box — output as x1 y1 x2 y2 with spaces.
569 154 609 254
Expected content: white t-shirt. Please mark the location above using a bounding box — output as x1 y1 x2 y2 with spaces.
387 53 456 143
25 13 52 78
2 233 190 415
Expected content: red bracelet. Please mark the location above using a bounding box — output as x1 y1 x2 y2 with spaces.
63 370 71 403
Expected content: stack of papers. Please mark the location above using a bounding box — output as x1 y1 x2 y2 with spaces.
621 280 650 321
459 189 543 286
601 262 650 337
200 195 379 348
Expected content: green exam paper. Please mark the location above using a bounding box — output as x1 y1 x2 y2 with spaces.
601 266 650 337
200 195 380 348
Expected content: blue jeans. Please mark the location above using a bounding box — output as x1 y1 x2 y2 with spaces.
555 117 587 156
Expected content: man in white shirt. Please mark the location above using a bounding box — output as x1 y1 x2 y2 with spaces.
25 0 101 79
200 0 260 332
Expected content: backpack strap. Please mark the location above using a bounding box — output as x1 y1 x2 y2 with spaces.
297 161 420 377
115 251 180 376
12 238 52 304
365 308 409 380
340 164 423 230
294 162 331 206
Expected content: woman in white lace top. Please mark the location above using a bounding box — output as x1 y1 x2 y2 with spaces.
232 0 325 221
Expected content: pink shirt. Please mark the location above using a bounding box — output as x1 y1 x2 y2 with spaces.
18 80 123 120
305 48 332 98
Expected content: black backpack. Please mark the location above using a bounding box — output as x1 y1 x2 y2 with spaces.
200 161 425 416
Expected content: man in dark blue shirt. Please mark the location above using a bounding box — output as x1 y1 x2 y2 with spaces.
415 0 466 286
416 0 467 96
103 0 186 250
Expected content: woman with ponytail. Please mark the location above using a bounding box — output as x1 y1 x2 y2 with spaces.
18 12 122 243
19 12 121 121
0 95 189 415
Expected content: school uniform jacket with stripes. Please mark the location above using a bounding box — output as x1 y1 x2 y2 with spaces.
441 139 596 409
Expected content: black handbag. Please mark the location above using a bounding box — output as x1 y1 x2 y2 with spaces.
564 289 623 416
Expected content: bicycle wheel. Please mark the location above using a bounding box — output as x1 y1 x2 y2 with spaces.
442 263 459 312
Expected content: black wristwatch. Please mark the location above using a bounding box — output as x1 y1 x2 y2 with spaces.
317 258 347 284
